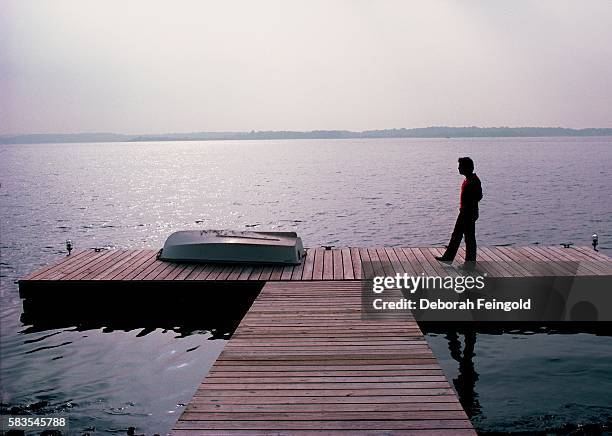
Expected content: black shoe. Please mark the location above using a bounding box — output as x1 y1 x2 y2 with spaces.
434 255 453 263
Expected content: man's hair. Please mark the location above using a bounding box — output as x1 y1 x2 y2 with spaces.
458 156 474 172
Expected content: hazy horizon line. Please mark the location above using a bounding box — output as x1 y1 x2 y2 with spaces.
3 125 612 138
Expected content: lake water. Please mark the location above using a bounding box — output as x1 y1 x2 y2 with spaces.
1 137 611 434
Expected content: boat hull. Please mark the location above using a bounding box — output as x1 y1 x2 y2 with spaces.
159 230 305 265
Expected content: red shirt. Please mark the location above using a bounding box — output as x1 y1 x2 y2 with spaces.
460 178 469 209
460 174 482 211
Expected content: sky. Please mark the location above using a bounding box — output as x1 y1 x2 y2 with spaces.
1 0 611 135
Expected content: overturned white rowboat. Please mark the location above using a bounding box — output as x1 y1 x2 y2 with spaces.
159 230 305 265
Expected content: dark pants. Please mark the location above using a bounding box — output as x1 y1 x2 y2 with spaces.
443 210 478 261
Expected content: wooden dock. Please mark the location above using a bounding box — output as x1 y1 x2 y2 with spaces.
18 245 612 434
172 281 476 435
19 246 612 291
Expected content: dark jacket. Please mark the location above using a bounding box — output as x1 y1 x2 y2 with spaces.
460 173 482 216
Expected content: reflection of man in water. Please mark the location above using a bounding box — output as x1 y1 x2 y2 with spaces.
436 157 482 262
445 330 481 417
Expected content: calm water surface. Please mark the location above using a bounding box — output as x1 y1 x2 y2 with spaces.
1 137 611 434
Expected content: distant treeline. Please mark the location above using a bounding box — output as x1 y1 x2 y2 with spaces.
2 127 612 145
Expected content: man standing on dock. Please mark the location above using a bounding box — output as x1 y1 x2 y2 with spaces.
436 157 483 263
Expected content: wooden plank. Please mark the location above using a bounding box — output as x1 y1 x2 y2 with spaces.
171 430 477 436
180 410 469 420
281 264 295 281
185 402 462 412
204 264 228 281
173 419 474 430
322 249 334 280
358 248 373 279
233 331 425 338
312 248 324 280
371 248 394 276
301 249 316 280
341 248 354 280
365 248 382 275
258 264 275 281
199 381 450 390
237 265 254 281
213 358 441 366
227 265 244 281
349 247 362 279
290 257 305 281
229 335 426 341
333 249 344 280
247 264 264 281
207 365 441 371
216 264 236 281
187 394 456 404
208 372 442 379
202 375 447 383
225 340 428 346
192 387 455 397
270 264 284 281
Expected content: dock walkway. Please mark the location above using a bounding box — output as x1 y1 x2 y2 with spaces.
172 281 476 435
